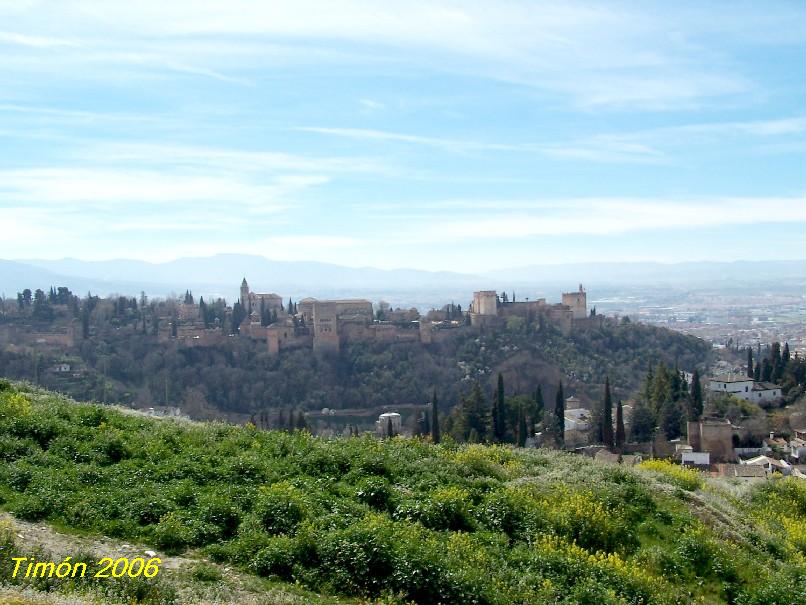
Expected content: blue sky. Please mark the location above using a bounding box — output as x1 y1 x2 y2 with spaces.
1 0 806 271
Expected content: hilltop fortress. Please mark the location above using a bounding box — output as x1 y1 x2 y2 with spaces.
231 279 601 356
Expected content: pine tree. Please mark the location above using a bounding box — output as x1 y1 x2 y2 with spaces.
555 381 565 448
689 369 703 420
431 389 440 444
615 400 625 452
746 347 754 378
602 377 614 449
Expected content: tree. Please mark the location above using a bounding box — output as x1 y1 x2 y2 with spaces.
660 400 685 440
386 416 394 438
517 403 528 447
615 400 625 452
753 360 761 382
762 358 772 383
554 381 565 448
460 382 489 442
689 369 703 420
746 347 754 378
533 385 545 425
602 377 614 449
783 342 791 366
231 302 246 333
81 304 90 339
431 389 441 444
296 411 308 431
630 401 655 442
493 373 506 442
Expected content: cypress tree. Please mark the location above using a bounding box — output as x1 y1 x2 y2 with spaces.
689 369 703 420
534 385 544 424
615 399 625 452
555 381 565 448
783 342 790 365
431 389 441 444
517 403 528 447
746 347 754 378
296 411 307 431
386 416 394 438
494 373 506 442
753 361 761 381
602 377 614 449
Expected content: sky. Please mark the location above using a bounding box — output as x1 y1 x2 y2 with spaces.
1 0 806 272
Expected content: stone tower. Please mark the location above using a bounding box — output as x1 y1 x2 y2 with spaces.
240 278 249 310
561 284 587 319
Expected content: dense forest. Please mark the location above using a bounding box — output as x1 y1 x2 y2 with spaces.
1 382 804 605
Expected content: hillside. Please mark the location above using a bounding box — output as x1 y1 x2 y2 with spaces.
0 317 710 428
1 382 804 605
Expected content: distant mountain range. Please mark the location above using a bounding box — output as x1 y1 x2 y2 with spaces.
2 255 806 306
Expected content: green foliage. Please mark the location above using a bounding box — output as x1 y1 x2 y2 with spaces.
0 383 801 605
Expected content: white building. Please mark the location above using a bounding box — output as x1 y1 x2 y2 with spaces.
708 375 782 403
376 412 401 437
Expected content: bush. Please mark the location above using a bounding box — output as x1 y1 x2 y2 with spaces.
638 459 703 491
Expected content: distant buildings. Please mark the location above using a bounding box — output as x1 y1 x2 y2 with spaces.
707 375 782 403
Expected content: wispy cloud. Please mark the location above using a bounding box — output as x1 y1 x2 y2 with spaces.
415 196 806 242
0 1 773 109
0 31 79 48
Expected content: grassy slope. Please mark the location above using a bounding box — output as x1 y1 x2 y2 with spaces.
1 382 804 605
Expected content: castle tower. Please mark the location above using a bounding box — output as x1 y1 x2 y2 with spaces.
240 278 249 310
561 284 587 319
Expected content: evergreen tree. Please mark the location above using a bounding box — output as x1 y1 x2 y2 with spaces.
753 360 761 381
660 400 685 440
602 377 614 449
431 389 440 444
81 304 90 339
296 411 308 431
460 382 489 442
783 342 791 366
630 401 655 442
494 373 506 442
746 347 754 377
386 416 394 438
533 385 545 425
422 410 431 436
170 313 178 338
615 399 625 452
762 358 772 382
517 403 528 447
231 302 245 333
554 381 565 448
689 369 703 420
